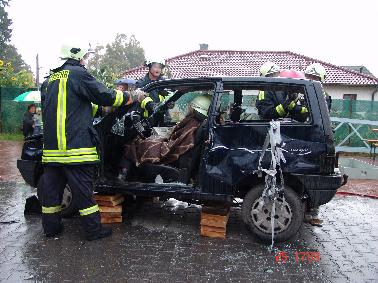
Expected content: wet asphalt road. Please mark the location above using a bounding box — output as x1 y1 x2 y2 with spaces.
0 181 378 283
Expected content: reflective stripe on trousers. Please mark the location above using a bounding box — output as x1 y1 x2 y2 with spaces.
42 205 62 214
79 204 99 216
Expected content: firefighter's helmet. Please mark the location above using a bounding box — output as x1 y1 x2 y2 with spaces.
305 63 327 82
60 45 93 61
260 61 281 77
191 95 211 117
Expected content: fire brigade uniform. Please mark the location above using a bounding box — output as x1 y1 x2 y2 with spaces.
41 58 132 238
136 74 167 118
256 90 309 122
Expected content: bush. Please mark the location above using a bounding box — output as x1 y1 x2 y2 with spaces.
0 59 34 88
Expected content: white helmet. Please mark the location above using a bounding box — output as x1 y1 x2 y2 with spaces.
260 61 281 77
191 95 211 117
305 63 326 82
60 45 93 61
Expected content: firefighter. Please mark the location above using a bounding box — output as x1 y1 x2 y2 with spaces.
137 59 169 119
40 45 133 240
256 61 309 122
305 63 332 111
304 63 329 227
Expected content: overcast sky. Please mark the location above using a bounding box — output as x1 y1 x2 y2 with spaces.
7 0 378 82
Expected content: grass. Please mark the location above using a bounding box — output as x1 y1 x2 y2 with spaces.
0 133 24 141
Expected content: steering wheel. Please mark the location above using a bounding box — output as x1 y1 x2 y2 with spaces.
128 111 151 139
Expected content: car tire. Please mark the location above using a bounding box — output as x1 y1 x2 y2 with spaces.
242 184 303 243
37 175 77 218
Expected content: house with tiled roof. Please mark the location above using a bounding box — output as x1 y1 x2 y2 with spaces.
122 45 378 101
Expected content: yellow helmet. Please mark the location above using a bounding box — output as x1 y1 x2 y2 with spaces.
260 61 281 77
191 95 211 117
305 63 326 82
60 45 92 61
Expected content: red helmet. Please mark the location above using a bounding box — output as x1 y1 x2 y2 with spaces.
279 69 305 79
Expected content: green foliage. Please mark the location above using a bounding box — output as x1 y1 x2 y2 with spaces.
0 0 31 78
0 59 34 87
87 34 145 87
0 132 23 141
0 0 12 50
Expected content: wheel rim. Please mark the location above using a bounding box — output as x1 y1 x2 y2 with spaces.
61 185 72 210
250 196 292 234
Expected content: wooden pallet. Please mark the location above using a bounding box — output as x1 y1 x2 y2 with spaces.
93 194 124 224
200 206 230 239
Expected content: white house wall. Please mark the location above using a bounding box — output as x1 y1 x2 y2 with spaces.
324 85 377 101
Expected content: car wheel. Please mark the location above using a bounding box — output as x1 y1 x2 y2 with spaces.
241 184 303 242
37 175 77 218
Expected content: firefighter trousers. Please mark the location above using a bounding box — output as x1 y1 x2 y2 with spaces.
41 164 101 235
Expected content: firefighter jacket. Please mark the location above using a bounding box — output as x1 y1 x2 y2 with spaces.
256 90 308 122
41 59 132 165
137 73 167 117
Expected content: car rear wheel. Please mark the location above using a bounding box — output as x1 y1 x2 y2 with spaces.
37 175 77 218
242 184 303 242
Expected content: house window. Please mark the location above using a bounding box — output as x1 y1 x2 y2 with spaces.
343 94 357 100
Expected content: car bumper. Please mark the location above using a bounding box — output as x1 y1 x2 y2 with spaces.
291 169 346 207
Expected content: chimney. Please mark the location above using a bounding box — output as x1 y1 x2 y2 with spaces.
199 43 209 51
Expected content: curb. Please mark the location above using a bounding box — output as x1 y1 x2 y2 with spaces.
336 191 378 200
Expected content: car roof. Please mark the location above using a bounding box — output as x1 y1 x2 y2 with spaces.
142 76 317 92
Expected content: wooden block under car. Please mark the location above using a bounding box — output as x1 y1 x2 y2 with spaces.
200 225 226 239
200 206 230 238
99 205 122 213
101 216 122 224
93 193 123 202
95 195 125 207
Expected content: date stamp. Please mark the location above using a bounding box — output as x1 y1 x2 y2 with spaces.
275 251 320 263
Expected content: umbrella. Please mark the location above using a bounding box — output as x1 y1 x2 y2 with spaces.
13 90 41 102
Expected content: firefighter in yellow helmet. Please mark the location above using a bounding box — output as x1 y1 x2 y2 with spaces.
305 63 332 111
256 62 309 122
40 45 133 240
304 64 329 227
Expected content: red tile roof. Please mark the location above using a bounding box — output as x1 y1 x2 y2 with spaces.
122 50 378 85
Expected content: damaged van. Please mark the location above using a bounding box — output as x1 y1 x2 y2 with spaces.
17 77 346 242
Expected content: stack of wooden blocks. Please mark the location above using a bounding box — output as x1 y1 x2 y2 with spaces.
200 206 230 239
93 193 124 224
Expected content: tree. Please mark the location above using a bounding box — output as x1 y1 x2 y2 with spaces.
0 0 31 79
87 34 145 87
0 0 12 50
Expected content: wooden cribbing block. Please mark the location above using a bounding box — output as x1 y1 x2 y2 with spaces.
99 205 122 213
95 195 125 207
99 203 123 224
201 213 229 228
93 193 122 202
101 216 122 224
200 206 230 238
200 225 226 239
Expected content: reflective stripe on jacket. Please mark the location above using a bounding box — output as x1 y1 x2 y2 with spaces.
256 90 308 122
